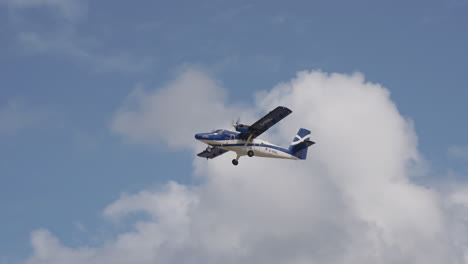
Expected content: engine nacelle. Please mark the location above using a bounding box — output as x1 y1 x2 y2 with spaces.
235 124 250 134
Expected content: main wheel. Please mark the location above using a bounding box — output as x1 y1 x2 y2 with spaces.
247 150 254 157
232 159 239 166
206 147 212 152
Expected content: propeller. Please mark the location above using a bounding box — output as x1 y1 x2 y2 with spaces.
232 117 240 129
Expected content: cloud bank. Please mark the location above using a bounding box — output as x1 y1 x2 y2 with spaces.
25 69 468 264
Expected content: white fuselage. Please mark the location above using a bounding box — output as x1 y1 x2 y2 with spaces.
199 138 299 160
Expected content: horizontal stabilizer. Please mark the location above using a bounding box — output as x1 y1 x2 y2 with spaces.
291 140 315 153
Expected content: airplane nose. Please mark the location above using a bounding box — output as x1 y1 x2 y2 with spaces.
195 133 202 140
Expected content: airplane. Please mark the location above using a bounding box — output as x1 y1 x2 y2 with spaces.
195 106 315 166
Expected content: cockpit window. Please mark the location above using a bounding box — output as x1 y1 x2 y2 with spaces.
212 129 224 134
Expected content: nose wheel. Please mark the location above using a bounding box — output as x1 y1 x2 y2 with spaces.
232 159 239 166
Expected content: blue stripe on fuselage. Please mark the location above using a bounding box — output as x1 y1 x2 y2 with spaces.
210 142 292 155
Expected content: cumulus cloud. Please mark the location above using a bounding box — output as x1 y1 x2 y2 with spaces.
111 67 246 149
24 69 468 264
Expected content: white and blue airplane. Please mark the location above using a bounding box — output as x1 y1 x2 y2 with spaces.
195 106 315 166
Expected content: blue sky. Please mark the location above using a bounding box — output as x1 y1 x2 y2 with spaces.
1 0 468 263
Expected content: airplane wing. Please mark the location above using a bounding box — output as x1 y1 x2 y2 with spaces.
239 106 292 140
197 147 229 159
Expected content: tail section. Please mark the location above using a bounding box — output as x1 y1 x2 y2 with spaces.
289 128 315 160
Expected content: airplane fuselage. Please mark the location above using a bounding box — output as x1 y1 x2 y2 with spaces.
195 129 299 160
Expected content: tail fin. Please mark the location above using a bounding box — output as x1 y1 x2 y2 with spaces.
289 128 315 160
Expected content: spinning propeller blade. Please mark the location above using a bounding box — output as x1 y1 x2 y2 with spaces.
232 117 240 128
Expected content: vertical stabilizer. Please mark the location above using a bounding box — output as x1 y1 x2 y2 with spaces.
289 128 315 160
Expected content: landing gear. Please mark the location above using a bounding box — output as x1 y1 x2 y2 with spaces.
232 153 241 166
247 150 254 157
206 146 212 152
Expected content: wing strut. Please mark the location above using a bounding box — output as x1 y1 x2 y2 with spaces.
244 133 254 146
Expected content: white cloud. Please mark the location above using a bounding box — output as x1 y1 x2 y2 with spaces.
24 69 468 263
111 67 246 149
